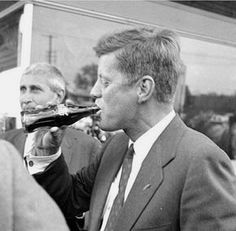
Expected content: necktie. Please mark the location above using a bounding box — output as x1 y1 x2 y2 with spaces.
104 144 134 231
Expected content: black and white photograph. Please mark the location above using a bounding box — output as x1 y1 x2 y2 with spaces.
0 1 236 230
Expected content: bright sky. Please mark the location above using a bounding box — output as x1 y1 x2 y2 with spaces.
181 37 236 95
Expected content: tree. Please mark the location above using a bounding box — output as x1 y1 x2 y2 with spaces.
74 63 98 90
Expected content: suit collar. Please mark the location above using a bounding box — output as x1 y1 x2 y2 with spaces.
61 128 74 165
157 115 186 167
14 129 27 157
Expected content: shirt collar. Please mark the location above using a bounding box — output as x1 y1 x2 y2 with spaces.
24 132 36 157
130 110 176 157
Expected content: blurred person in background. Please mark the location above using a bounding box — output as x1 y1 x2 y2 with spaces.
219 114 236 160
0 139 69 231
229 117 236 159
31 28 236 230
0 63 101 231
185 111 232 158
72 116 116 143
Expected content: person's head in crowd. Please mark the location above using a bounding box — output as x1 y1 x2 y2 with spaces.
228 114 236 159
205 121 225 145
20 62 66 111
91 27 185 138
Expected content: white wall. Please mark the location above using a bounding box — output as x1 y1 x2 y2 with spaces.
0 67 23 128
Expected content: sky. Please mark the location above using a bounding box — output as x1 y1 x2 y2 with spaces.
181 37 236 96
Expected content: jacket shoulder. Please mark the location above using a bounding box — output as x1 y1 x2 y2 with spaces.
0 129 24 141
177 126 231 167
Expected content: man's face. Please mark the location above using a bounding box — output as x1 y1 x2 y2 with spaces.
20 74 60 111
90 53 138 132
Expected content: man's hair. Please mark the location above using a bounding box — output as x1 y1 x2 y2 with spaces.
94 27 186 103
22 62 66 98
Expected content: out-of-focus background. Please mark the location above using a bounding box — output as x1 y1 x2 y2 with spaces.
1 0 236 167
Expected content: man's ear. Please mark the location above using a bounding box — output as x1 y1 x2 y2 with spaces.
56 89 65 104
137 76 155 104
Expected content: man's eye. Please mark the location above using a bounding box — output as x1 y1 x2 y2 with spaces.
20 87 26 93
101 80 110 87
31 86 41 92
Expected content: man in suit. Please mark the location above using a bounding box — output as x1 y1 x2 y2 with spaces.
0 139 69 231
32 28 236 230
1 63 101 230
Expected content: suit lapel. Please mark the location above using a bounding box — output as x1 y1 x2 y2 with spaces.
115 115 186 230
89 133 129 231
15 130 27 157
116 146 163 231
61 129 73 165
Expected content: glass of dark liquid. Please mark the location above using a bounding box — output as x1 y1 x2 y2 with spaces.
21 104 100 133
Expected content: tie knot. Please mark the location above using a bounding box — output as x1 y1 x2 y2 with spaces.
126 144 134 159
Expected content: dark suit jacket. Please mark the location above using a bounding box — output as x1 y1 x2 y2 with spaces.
35 116 236 231
0 140 69 231
1 127 101 231
1 127 101 174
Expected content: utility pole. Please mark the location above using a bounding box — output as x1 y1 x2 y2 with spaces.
44 34 57 64
48 35 53 64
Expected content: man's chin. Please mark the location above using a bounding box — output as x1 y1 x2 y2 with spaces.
99 121 120 132
99 122 110 132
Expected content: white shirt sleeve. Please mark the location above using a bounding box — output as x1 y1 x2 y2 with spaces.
25 147 62 175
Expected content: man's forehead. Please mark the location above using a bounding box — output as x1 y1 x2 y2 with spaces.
98 53 120 74
20 74 48 85
99 52 117 64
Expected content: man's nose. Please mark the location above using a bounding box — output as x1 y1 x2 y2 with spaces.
90 80 101 99
20 92 33 105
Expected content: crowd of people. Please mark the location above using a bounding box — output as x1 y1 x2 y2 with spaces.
185 111 236 160
0 26 236 231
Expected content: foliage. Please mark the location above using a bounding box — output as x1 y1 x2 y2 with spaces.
185 93 236 115
74 63 98 90
186 110 214 133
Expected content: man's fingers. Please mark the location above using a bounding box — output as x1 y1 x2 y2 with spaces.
50 126 60 135
50 126 66 138
65 99 75 106
35 103 56 110
35 105 45 110
32 126 65 157
46 102 56 107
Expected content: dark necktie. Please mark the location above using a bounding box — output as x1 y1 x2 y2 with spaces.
104 144 134 231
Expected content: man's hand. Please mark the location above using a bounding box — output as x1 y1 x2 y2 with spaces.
33 126 66 156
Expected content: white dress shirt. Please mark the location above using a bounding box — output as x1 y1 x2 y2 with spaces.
100 110 176 230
